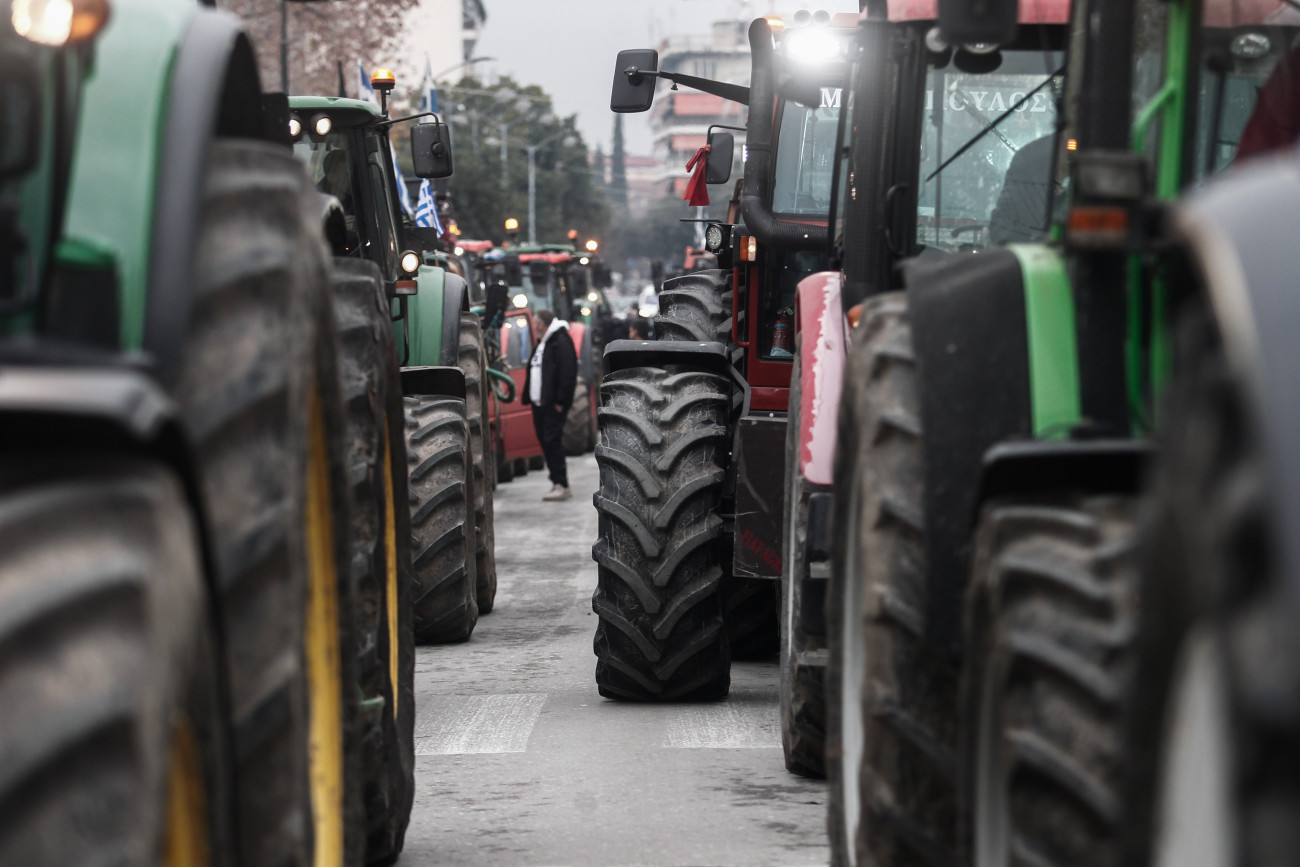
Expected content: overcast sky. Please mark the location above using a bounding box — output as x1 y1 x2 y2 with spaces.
471 0 858 155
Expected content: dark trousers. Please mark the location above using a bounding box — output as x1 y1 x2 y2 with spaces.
531 404 568 488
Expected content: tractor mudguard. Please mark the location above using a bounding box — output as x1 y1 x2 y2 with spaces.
903 247 1034 655
400 365 467 399
601 339 733 378
402 265 469 368
60 2 265 379
793 270 847 487
976 439 1151 506
0 362 212 534
1174 154 1300 659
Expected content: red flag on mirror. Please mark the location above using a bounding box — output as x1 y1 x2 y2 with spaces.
682 145 711 207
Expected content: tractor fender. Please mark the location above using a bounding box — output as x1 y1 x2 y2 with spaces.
440 270 470 367
1174 153 1300 652
142 10 267 384
63 3 266 368
902 247 1034 654
400 365 467 399
403 265 470 368
792 270 847 487
976 439 1150 507
0 362 218 587
601 339 733 379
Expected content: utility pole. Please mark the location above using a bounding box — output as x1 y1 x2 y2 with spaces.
525 145 539 245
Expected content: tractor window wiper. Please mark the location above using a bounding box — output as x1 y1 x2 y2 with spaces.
925 66 1064 183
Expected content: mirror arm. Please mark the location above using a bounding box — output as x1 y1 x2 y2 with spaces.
624 67 751 106
376 110 443 129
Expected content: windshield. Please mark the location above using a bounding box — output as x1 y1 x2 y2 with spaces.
294 126 402 276
772 88 843 215
918 50 1064 252
1134 1 1300 185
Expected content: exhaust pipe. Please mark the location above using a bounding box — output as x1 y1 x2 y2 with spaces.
741 17 829 251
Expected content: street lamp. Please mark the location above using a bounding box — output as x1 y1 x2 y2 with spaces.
434 56 495 81
523 129 579 245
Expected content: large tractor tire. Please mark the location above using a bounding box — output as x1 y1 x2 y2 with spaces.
656 269 779 658
563 380 594 456
781 343 827 778
826 292 956 867
176 140 362 867
962 495 1137 867
457 314 497 615
0 457 232 866
404 396 478 644
495 435 515 484
328 259 414 864
1125 309 1300 867
592 366 732 701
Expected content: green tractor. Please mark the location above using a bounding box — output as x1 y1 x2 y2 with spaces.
0 0 399 863
826 0 1300 864
288 79 500 646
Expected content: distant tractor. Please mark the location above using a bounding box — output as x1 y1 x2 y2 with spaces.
289 80 500 644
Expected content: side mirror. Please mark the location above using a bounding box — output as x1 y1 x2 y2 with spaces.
405 226 442 254
611 49 659 113
504 258 523 286
706 132 734 185
938 0 1019 46
412 121 454 179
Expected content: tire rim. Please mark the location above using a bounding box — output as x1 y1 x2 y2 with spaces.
162 716 210 867
973 643 1009 867
839 479 866 867
305 387 346 867
382 419 400 720
1152 625 1233 867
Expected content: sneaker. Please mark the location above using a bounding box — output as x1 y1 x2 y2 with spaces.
542 484 572 502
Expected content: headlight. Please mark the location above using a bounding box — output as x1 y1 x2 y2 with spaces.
454 245 465 256
400 251 421 274
311 114 332 137
288 116 302 138
705 223 723 253
513 294 528 308
783 28 843 64
580 306 592 317
13 0 107 46
587 292 599 302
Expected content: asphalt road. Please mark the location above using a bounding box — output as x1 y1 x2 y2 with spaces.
398 453 831 866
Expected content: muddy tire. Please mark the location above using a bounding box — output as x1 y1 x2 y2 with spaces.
176 140 363 867
405 396 478 644
328 258 415 864
781 344 828 778
592 366 732 701
826 292 956 867
528 455 545 472
655 269 738 362
563 381 593 455
1125 308 1300 867
962 496 1137 867
0 457 233 866
457 314 497 615
496 435 515 484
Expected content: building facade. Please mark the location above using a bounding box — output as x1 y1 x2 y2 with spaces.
648 20 751 198
397 0 488 86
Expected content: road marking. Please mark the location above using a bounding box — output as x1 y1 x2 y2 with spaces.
415 693 547 755
665 697 781 748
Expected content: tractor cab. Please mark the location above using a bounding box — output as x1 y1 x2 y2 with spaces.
289 78 463 369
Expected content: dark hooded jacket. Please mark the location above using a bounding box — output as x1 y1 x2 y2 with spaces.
522 322 577 410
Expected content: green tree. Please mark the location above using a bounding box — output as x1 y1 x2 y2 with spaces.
438 77 609 246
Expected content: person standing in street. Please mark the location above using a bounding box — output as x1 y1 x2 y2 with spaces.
522 308 577 501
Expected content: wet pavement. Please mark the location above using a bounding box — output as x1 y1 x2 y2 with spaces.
398 453 830 866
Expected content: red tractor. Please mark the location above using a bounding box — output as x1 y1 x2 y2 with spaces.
590 12 858 699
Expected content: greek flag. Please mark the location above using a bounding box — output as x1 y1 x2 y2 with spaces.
391 144 414 217
419 55 441 115
358 61 376 104
415 179 443 232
